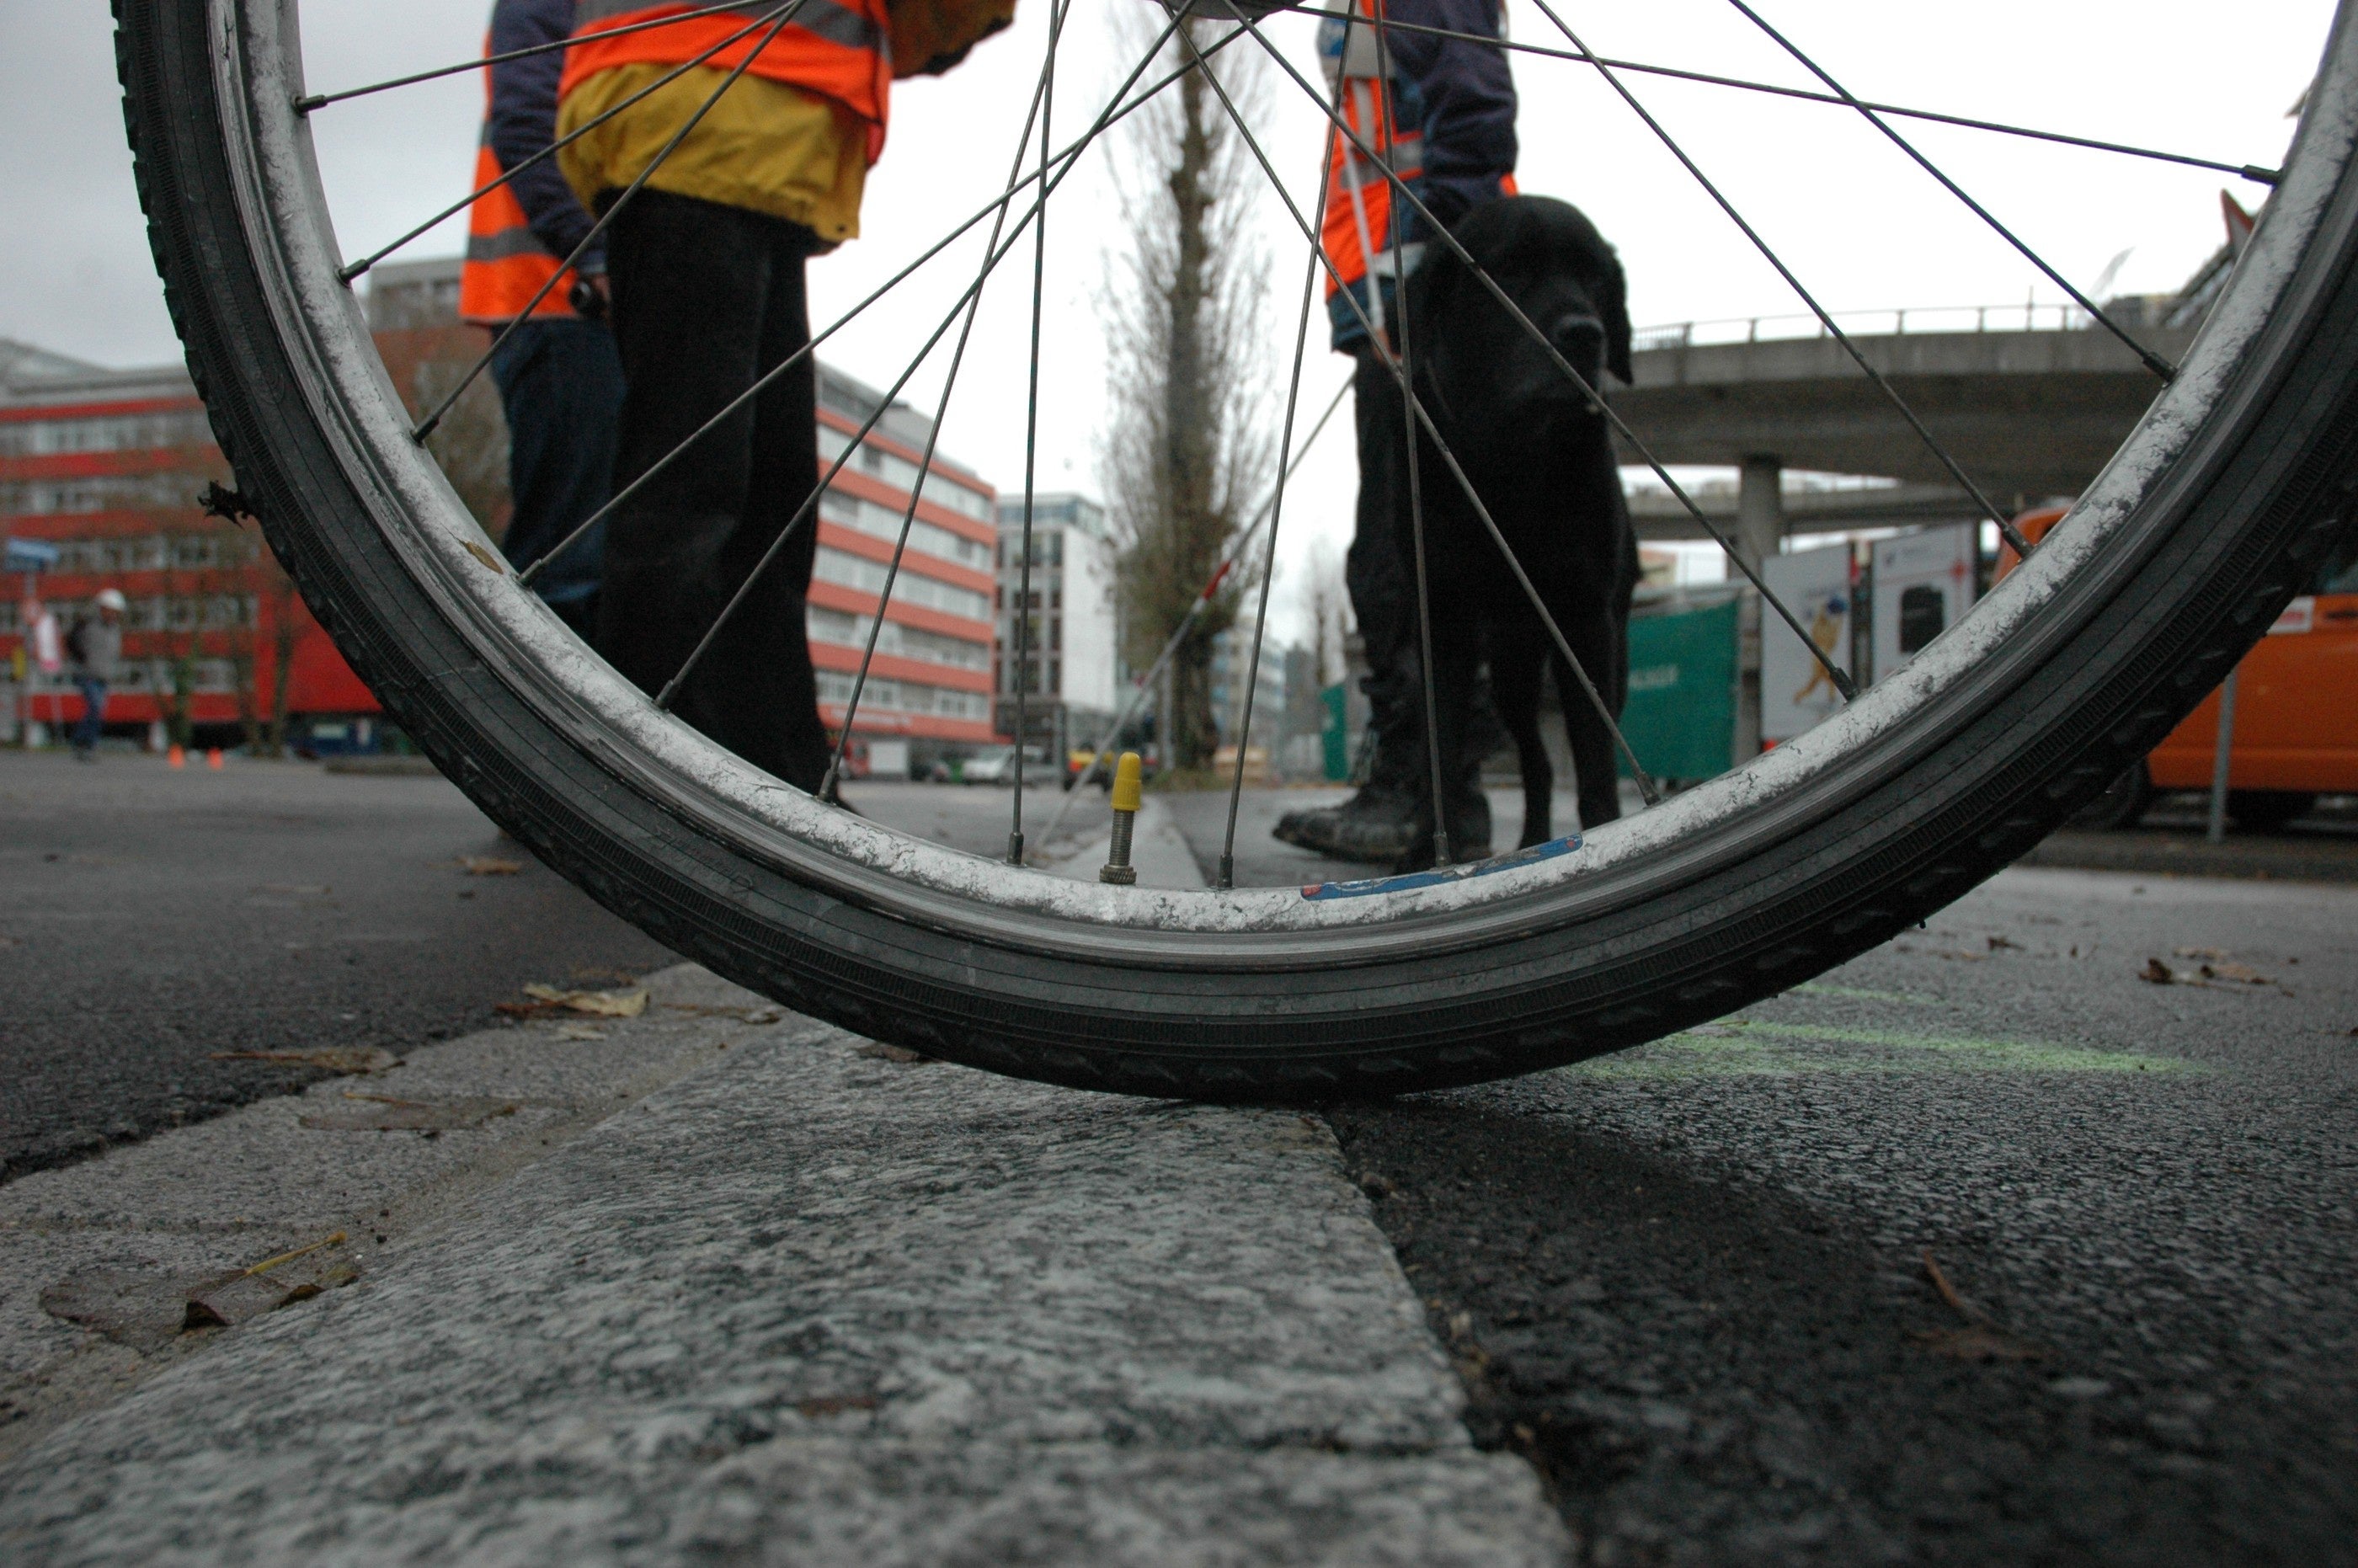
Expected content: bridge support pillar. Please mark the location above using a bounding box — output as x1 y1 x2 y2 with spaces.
1732 456 1783 766
1735 454 1785 571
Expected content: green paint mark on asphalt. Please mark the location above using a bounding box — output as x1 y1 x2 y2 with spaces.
1789 983 1940 1006
1566 1018 2190 1080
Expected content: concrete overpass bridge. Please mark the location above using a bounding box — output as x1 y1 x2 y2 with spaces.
1608 303 2196 561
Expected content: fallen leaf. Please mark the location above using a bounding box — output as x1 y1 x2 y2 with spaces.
41 1269 213 1352
522 983 648 1018
2198 960 2272 985
1913 1249 2044 1360
664 1001 785 1024
184 1233 355 1328
856 1042 930 1064
1987 935 2025 952
211 1047 398 1075
2140 958 2177 984
300 1095 517 1131
459 856 523 876
461 540 506 575
1910 1324 2047 1362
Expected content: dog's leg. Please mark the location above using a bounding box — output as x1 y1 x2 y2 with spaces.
1491 632 1551 846
1557 621 1624 830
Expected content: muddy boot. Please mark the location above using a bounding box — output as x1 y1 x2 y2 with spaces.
1274 776 1425 863
1275 679 1426 863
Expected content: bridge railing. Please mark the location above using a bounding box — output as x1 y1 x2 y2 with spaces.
1634 301 2092 354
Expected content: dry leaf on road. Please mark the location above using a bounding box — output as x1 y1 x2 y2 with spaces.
211 1047 398 1075
522 983 648 1017
184 1232 356 1327
458 856 524 876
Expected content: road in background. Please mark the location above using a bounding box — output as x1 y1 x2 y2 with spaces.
0 753 673 1181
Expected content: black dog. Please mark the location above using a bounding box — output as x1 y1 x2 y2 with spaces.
1390 195 1638 860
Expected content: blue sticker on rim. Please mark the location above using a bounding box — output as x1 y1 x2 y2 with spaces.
1300 835 1581 900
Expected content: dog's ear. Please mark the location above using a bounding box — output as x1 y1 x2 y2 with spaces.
1598 249 1634 385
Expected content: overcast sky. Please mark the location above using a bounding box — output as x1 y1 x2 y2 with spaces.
1 1 2332 642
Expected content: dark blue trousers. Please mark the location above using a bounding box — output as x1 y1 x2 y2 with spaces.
489 316 625 637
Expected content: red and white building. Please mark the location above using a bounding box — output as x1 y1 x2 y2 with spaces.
1 339 378 749
808 362 999 776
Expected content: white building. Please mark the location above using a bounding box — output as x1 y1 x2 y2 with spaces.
1208 626 1290 752
995 492 1118 754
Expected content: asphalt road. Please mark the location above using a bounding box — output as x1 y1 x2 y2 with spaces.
0 752 674 1181
10 756 2355 1560
1320 867 2358 1565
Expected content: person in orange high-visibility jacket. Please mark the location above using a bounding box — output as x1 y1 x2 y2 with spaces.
461 0 627 642
1276 0 1519 864
552 0 1014 793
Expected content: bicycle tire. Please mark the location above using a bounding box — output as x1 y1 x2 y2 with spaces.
115 0 2358 1099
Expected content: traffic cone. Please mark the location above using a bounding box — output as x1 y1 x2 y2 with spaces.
206 748 224 770
168 744 185 769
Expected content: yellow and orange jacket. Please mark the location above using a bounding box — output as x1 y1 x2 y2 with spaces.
554 0 1016 248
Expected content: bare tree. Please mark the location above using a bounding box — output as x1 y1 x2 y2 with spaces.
1301 536 1350 687
1099 9 1277 771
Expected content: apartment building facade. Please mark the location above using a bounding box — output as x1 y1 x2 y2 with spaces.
995 492 1118 759
0 339 376 748
374 260 999 779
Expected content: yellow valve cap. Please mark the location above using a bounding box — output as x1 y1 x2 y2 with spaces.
1111 751 1144 813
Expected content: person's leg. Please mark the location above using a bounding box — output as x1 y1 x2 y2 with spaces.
1273 347 1427 861
704 216 828 792
596 189 766 735
493 317 625 642
72 679 105 755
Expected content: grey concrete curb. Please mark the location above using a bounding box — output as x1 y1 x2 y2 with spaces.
0 966 1568 1565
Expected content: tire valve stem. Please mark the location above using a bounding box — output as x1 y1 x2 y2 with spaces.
1100 751 1143 887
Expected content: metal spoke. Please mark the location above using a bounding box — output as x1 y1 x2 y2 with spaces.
1521 0 2037 561
1213 53 1338 888
1234 15 1848 712
1034 377 1350 857
653 7 1202 716
1226 15 1798 775
1198 3 1666 811
296 1 771 115
820 0 1074 812
339 3 802 285
1365 5 1454 869
519 13 1250 593
413 0 809 443
1264 3 2281 187
1006 0 1070 863
1726 0 2177 382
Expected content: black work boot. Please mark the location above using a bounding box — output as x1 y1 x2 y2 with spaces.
1274 674 1426 864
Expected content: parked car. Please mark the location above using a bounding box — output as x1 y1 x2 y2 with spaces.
928 746 1052 786
2002 506 2358 828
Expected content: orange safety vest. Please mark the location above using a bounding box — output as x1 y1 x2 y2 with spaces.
559 0 895 167
459 136 581 325
459 29 579 327
1319 2 1425 312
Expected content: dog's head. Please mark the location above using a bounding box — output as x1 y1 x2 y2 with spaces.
1407 195 1631 445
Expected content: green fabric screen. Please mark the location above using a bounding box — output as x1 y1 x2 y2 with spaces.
1616 595 1737 781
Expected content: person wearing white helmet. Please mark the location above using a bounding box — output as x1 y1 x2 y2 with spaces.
67 588 127 761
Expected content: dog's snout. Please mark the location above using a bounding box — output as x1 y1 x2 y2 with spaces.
1551 310 1605 351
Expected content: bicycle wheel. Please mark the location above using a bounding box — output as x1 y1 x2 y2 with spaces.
114 0 2358 1098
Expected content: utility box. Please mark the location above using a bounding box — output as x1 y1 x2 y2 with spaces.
1619 590 1740 785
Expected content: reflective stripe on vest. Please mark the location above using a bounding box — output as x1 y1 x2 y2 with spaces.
560 0 894 164
460 130 579 324
1320 66 1425 310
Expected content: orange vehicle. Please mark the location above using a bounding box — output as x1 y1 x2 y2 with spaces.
2001 505 2358 827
